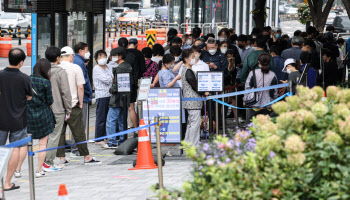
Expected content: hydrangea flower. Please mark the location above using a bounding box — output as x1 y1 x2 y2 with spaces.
272 101 290 115
324 130 343 146
297 86 318 102
259 122 278 135
285 134 305 153
285 96 300 110
311 102 329 117
297 109 316 127
338 119 350 137
276 111 297 129
311 86 324 102
287 153 306 166
326 86 340 101
336 89 350 103
205 158 215 166
333 103 350 119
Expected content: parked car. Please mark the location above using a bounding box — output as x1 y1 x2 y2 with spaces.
157 6 168 23
118 11 144 26
326 11 337 25
332 16 350 33
0 12 30 37
123 2 142 11
138 8 160 22
279 5 287 14
106 9 117 25
112 7 130 18
286 7 298 17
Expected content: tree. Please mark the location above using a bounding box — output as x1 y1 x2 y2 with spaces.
252 0 267 31
308 0 334 32
342 0 350 19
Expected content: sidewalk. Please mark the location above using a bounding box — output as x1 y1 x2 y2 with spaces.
2 105 193 200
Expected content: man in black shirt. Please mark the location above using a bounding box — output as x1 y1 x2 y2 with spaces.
0 48 32 191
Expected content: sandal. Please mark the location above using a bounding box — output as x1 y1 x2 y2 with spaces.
4 183 20 191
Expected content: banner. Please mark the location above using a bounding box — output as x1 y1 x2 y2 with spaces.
142 88 182 144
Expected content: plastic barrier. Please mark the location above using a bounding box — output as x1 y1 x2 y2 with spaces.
137 35 146 51
26 37 31 56
111 43 118 49
0 37 12 58
155 34 166 45
120 34 131 39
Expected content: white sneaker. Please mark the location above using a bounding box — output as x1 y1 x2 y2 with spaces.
35 171 46 178
14 171 21 178
84 157 102 165
42 163 62 172
59 160 69 167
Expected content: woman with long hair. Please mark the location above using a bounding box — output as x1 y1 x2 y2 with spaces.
243 53 278 120
16 58 55 178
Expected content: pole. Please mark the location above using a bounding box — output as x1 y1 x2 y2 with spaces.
235 88 239 127
86 104 90 141
18 26 21 46
155 116 164 189
208 99 213 135
222 97 225 135
123 94 128 142
215 92 219 136
1 177 5 200
27 134 35 200
147 99 151 142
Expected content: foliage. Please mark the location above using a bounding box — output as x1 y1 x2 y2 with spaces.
178 85 350 199
298 3 312 24
250 7 270 20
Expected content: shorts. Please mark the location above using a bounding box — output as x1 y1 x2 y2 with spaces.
130 89 137 103
0 127 27 147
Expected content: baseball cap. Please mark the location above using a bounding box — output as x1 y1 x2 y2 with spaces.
110 47 125 56
61 46 74 56
282 58 296 72
129 38 138 45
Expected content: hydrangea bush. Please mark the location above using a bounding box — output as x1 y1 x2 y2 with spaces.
178 86 350 199
297 3 312 24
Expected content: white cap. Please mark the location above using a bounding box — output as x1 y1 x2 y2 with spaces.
61 46 74 56
282 58 296 72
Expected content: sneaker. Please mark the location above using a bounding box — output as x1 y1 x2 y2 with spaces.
35 171 46 178
84 157 102 165
42 163 62 172
102 143 118 149
14 171 21 178
59 160 69 167
70 151 81 158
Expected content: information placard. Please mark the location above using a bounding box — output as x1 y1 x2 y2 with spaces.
197 71 224 92
0 147 13 178
117 73 131 93
137 77 152 101
142 88 182 144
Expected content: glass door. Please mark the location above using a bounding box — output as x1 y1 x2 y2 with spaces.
67 12 88 48
37 14 51 59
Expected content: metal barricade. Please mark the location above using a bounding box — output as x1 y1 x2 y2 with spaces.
150 22 179 32
202 23 213 35
213 22 228 36
180 23 202 34
337 33 350 40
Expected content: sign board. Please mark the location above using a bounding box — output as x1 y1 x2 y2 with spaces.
142 88 182 144
4 0 33 13
117 73 131 93
31 13 37 72
197 71 224 92
137 77 152 101
0 147 13 178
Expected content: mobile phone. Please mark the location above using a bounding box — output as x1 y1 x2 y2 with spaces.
65 114 69 121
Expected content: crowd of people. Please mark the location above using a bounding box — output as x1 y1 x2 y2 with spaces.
0 24 349 191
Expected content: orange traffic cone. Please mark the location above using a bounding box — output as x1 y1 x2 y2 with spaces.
129 119 157 170
58 184 69 199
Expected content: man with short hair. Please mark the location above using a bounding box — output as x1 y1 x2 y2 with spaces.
0 48 32 191
44 46 71 172
105 47 133 148
270 45 287 83
57 46 101 165
281 36 304 61
73 42 92 132
201 38 228 71
165 37 183 54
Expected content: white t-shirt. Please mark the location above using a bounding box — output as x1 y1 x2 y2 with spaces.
177 60 210 87
60 61 86 107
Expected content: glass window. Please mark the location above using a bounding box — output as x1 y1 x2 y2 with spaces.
37 15 51 59
67 12 88 48
139 9 155 16
169 1 181 25
55 13 64 48
113 9 125 13
158 7 168 16
93 14 104 67
120 12 138 18
0 13 17 19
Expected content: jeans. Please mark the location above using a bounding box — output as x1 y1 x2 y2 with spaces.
95 97 110 142
106 107 124 145
0 127 27 146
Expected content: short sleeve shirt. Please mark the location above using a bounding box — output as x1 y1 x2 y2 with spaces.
60 61 86 107
0 67 32 131
158 69 180 88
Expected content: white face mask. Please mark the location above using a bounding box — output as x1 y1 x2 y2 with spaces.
175 56 180 62
195 54 200 60
112 56 118 62
221 48 228 54
209 49 217 55
84 52 91 59
186 39 192 45
190 58 196 65
251 47 258 50
97 58 108 66
286 68 292 74
167 64 174 69
152 57 163 63
219 38 227 42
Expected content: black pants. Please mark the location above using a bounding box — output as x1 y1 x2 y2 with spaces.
95 97 110 142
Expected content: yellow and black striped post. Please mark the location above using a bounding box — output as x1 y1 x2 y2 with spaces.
28 26 31 37
146 30 156 48
119 23 122 34
0 27 2 38
114 23 117 36
131 23 133 35
9 27 12 38
18 26 21 45
141 22 144 34
108 24 111 38
135 22 138 35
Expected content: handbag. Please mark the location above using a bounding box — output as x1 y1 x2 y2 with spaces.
243 69 259 107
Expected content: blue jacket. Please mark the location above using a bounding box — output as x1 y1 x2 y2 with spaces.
272 56 288 82
73 54 92 103
201 50 228 71
347 38 350 59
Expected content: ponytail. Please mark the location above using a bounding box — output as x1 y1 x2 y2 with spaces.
258 53 271 74
158 60 163 70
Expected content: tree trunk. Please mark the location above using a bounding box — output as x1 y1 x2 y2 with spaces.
253 0 267 31
308 0 334 32
342 0 350 19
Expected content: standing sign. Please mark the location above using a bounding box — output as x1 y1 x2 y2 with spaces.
197 71 224 92
137 77 152 101
31 13 37 72
142 88 182 144
117 73 131 93
0 147 12 178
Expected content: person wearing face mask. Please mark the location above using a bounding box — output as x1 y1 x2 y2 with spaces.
218 28 229 42
281 59 301 92
73 42 93 133
158 54 181 88
201 38 228 72
151 43 165 65
181 49 206 146
165 37 183 54
170 45 182 64
219 41 228 54
92 50 113 146
183 34 194 50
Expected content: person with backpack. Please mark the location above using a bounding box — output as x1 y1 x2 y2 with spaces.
243 53 278 120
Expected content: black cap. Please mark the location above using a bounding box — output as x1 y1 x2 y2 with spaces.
110 47 125 56
129 38 138 45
